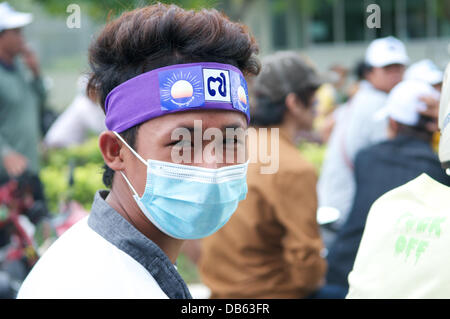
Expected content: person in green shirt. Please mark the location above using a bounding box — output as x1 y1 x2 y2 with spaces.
0 2 47 181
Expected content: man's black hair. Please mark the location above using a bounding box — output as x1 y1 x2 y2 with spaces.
395 115 435 142
87 3 260 188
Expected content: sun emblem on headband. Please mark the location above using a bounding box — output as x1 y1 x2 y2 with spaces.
237 86 247 106
159 68 205 110
231 73 249 114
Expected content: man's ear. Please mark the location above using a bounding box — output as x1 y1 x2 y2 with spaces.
99 131 125 171
284 93 305 115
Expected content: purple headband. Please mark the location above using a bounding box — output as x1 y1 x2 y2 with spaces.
104 62 250 132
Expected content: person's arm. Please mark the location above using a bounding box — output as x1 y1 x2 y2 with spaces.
22 47 47 108
0 135 28 177
419 95 440 132
273 169 327 294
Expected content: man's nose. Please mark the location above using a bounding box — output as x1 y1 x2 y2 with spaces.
200 147 220 169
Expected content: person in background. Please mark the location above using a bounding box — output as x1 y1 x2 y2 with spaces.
0 2 46 183
404 59 444 92
346 63 450 298
0 2 49 227
323 79 450 297
199 51 327 299
0 3 49 298
316 61 370 146
317 36 409 247
44 75 106 149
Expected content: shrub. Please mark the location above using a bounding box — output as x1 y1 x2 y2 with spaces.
40 136 105 213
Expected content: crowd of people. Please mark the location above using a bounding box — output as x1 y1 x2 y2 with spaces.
1 2 450 299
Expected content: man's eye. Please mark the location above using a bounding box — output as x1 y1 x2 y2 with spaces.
169 140 192 147
224 138 243 147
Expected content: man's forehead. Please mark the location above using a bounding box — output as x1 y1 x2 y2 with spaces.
381 63 405 70
140 110 247 135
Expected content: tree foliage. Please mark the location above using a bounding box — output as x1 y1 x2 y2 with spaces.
9 0 354 26
34 0 221 22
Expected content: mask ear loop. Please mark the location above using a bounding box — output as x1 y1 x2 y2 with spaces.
119 171 140 198
112 131 147 198
112 131 147 166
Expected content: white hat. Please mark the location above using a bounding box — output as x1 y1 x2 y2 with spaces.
0 2 32 32
365 36 409 68
438 63 450 169
375 80 440 126
405 59 444 86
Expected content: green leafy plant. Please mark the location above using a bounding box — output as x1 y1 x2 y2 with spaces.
40 136 105 213
298 142 326 173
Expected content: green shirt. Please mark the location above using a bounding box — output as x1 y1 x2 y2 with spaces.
0 58 46 177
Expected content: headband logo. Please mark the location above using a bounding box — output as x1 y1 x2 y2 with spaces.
203 69 231 102
159 66 205 110
158 65 248 115
231 73 249 113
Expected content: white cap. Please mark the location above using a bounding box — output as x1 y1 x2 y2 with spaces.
365 36 409 68
405 59 444 86
438 63 450 168
0 2 32 32
375 80 440 126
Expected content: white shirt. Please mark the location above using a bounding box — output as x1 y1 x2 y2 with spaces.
318 81 389 225
17 217 168 299
44 94 106 148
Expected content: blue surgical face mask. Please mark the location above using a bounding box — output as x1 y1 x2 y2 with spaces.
113 131 248 240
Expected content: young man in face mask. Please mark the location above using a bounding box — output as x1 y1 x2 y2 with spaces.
17 3 260 299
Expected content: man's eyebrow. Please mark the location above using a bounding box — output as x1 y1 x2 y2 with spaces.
171 122 245 132
172 126 196 133
223 123 246 130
